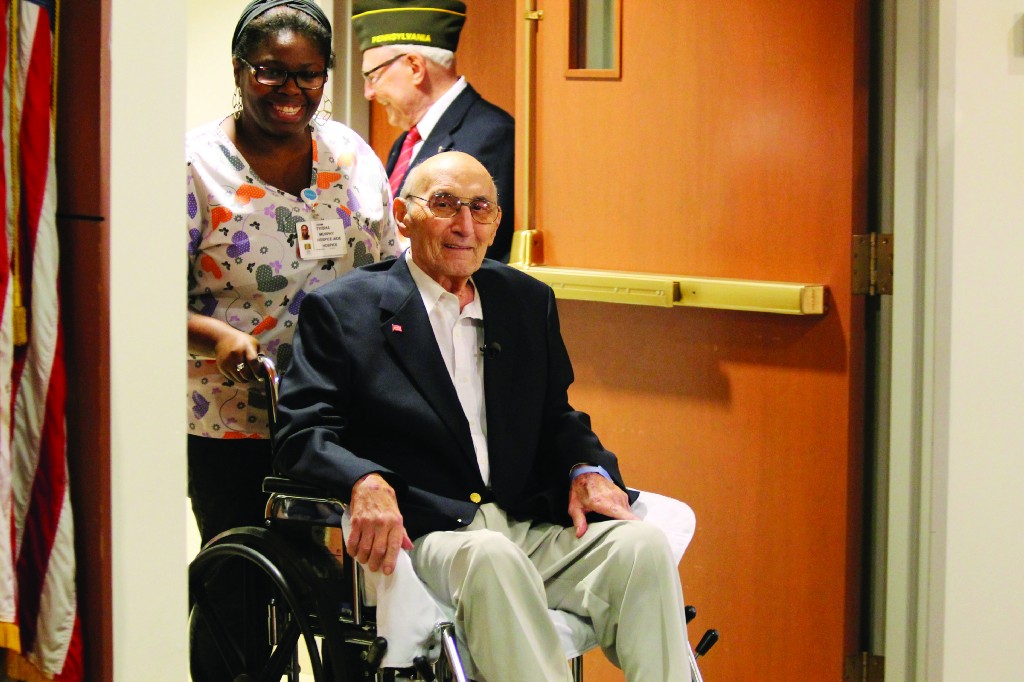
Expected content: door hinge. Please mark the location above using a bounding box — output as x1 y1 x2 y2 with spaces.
844 652 885 682
525 9 544 21
852 233 894 296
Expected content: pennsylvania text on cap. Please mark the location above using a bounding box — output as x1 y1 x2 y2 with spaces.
351 0 467 52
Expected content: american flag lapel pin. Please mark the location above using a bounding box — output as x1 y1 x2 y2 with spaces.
391 323 403 333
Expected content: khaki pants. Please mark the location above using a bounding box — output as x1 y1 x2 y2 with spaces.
409 504 691 682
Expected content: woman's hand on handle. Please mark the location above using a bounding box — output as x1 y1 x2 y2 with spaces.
187 312 261 383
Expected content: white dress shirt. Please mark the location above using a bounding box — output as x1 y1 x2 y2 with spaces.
406 253 490 485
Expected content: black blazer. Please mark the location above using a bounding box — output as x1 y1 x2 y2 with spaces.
386 84 515 262
273 258 634 539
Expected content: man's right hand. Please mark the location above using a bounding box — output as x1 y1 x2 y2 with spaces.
347 473 413 575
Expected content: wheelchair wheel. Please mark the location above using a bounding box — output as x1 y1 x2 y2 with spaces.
189 526 351 682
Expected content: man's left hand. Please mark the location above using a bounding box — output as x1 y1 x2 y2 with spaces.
348 473 413 575
568 472 639 538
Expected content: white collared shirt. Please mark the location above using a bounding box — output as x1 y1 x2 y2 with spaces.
406 252 490 485
409 77 469 160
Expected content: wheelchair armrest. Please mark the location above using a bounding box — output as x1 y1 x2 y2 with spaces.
264 476 346 529
263 475 338 501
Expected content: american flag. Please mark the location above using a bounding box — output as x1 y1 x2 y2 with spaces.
2 1 82 680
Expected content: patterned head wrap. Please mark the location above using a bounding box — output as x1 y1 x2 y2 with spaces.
232 0 333 53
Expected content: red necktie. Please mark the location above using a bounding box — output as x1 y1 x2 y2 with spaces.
389 126 421 197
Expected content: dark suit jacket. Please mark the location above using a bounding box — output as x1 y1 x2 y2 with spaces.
273 258 635 539
386 84 515 262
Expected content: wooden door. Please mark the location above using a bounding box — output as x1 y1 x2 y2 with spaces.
522 1 869 680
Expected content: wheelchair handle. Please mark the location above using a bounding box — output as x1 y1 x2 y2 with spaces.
257 354 280 426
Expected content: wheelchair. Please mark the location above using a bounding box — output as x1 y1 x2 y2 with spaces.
188 356 718 682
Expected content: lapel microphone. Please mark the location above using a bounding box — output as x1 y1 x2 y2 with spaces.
479 341 502 359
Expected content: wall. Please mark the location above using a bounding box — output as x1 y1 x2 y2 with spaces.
927 0 1024 678
108 0 188 679
186 0 249 130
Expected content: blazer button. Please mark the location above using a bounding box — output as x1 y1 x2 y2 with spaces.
469 492 482 503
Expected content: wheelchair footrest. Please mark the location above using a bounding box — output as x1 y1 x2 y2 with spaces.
412 656 435 681
362 636 388 670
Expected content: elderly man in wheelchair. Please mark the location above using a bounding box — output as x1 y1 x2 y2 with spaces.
190 151 714 681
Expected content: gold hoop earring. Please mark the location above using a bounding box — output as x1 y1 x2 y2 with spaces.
232 87 243 120
313 96 333 125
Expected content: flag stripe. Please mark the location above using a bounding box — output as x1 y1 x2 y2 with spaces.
17 9 49 236
11 0 47 561
14 325 64 653
3 0 81 679
0 0 17 638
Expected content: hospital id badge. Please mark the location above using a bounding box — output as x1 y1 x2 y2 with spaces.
297 219 349 260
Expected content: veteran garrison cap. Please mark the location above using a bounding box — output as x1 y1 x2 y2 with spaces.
351 0 467 52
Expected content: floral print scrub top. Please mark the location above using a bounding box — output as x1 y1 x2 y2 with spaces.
187 118 400 439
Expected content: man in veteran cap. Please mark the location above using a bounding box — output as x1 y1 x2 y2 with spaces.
353 0 515 262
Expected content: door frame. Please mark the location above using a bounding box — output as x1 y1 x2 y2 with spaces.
882 0 947 679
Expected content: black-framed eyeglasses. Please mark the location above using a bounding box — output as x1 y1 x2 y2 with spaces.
361 53 407 85
237 57 328 90
407 192 500 224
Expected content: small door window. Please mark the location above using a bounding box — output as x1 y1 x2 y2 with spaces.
567 0 621 79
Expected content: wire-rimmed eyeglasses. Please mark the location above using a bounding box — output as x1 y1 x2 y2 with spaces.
361 53 407 85
406 192 500 224
237 57 328 90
